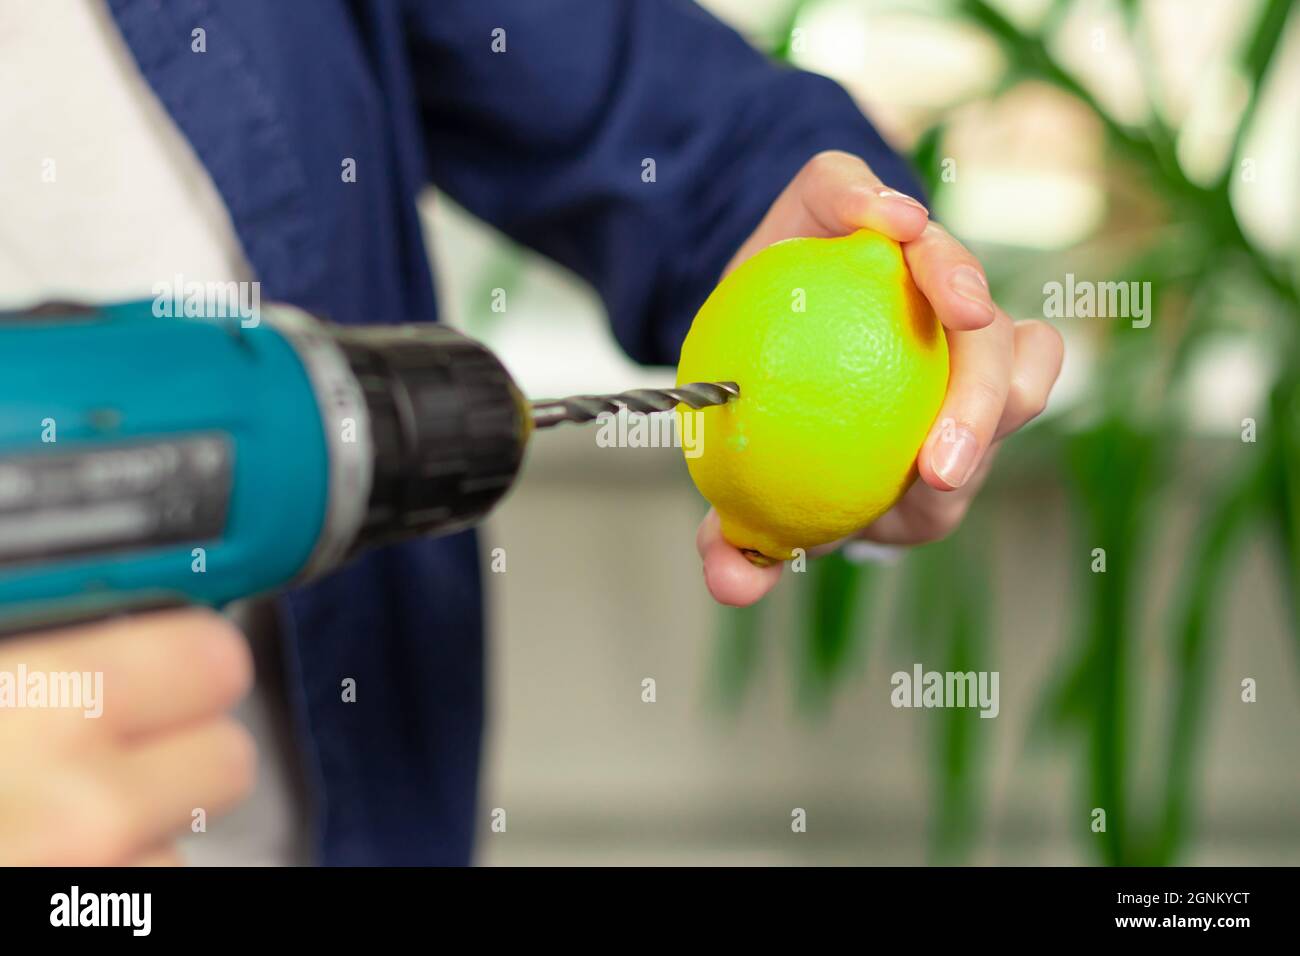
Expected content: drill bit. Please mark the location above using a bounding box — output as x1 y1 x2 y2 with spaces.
530 381 739 429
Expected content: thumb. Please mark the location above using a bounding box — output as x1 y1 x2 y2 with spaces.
697 509 783 607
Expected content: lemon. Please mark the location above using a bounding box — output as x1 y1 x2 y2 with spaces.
676 229 948 564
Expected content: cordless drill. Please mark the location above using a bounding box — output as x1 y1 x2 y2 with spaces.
0 300 737 633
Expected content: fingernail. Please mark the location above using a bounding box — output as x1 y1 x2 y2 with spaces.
950 266 994 317
930 424 980 488
873 186 927 213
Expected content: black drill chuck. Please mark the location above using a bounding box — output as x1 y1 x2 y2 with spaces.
331 324 531 552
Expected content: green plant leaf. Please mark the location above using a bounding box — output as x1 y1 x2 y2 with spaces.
929 529 992 863
712 603 765 713
1149 457 1264 865
1219 0 1296 192
893 528 993 863
910 123 947 199
1268 368 1300 654
797 552 871 712
1062 416 1169 865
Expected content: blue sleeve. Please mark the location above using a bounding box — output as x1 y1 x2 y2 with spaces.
405 0 924 365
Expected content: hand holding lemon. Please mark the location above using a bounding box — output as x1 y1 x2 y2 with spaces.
687 151 1064 606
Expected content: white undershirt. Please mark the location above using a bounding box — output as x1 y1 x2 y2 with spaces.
0 0 255 307
0 0 305 865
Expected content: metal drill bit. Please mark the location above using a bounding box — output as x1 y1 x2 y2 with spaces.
530 381 739 429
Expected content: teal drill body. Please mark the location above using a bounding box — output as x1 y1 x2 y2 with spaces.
0 299 529 633
0 302 331 629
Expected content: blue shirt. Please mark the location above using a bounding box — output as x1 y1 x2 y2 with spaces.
106 0 922 864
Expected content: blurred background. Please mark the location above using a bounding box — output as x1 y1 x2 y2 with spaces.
427 0 1299 864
